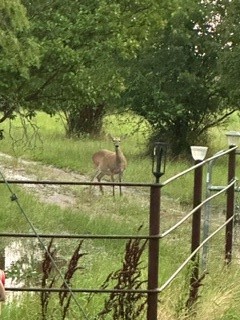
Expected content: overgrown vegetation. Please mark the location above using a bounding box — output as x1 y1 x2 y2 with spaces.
97 234 147 319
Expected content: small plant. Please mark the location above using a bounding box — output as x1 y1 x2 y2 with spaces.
97 232 147 320
58 240 86 319
41 238 57 320
40 238 86 320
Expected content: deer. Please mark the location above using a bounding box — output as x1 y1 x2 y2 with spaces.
91 134 127 196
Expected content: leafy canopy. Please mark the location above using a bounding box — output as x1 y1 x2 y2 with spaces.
0 0 39 123
123 0 236 155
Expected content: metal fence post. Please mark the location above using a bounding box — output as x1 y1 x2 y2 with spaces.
225 146 236 264
147 185 161 320
187 160 203 308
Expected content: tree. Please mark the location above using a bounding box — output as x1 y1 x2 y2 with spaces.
217 0 240 107
18 0 161 137
123 0 236 156
0 0 39 128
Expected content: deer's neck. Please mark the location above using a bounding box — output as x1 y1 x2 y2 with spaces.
115 146 124 163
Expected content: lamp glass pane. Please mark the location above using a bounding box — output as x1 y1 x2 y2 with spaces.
152 142 167 176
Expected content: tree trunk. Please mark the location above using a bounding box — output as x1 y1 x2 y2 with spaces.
65 104 105 137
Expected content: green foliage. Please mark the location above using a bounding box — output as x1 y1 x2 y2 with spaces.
0 0 39 107
1 0 240 154
15 0 163 137
0 0 39 78
217 0 240 106
123 0 236 156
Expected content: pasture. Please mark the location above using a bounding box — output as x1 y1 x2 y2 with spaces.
0 112 240 319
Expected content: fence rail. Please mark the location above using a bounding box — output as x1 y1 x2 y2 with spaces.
0 146 237 319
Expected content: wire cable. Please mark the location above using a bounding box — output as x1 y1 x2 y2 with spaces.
0 170 89 320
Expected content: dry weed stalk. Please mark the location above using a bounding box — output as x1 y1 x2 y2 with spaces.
98 235 147 320
40 238 86 320
41 238 57 320
59 240 86 319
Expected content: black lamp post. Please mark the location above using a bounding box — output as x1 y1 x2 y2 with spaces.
147 141 167 320
152 142 167 183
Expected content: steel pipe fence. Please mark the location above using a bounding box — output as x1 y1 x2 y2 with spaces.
0 146 237 319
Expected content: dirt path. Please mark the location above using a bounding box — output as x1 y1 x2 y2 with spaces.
0 152 91 208
0 152 184 222
0 152 140 209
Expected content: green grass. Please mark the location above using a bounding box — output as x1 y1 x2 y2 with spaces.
0 112 152 179
0 184 149 319
1 111 240 319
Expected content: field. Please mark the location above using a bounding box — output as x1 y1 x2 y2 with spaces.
0 112 240 319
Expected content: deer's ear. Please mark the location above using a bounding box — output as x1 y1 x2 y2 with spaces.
121 134 127 140
107 133 114 140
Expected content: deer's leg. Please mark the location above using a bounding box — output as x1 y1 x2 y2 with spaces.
89 171 97 194
96 172 104 194
119 173 123 196
91 169 104 194
111 174 115 197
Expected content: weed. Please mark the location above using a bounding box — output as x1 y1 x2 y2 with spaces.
97 233 147 319
40 238 86 320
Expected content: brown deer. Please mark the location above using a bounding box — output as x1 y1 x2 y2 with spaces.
91 135 127 196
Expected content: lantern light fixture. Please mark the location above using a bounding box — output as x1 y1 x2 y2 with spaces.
152 142 167 183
